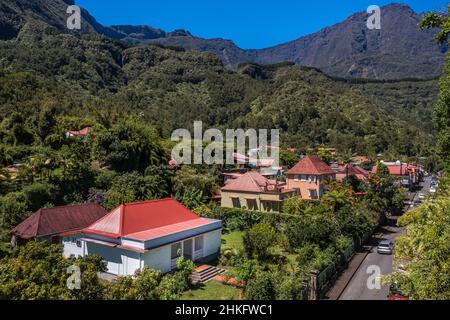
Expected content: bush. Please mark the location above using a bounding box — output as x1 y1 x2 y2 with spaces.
275 272 307 300
22 182 54 211
243 223 277 261
244 271 276 300
0 192 29 229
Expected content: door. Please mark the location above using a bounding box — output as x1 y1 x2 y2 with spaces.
194 236 204 260
183 239 193 260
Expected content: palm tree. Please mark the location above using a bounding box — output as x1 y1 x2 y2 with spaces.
322 188 355 212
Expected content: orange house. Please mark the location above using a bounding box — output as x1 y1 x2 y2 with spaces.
287 156 336 200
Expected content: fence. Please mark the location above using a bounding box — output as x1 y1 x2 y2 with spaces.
313 230 372 299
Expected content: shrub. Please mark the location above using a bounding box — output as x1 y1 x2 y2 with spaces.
244 271 276 300
243 223 277 261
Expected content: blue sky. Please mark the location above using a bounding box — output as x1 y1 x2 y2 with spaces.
76 0 448 49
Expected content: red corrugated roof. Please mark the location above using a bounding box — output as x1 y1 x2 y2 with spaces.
371 163 417 176
288 156 335 175
126 218 215 241
11 203 107 239
82 198 209 239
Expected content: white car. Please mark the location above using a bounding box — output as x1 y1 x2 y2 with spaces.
418 193 426 201
430 186 437 193
377 240 395 254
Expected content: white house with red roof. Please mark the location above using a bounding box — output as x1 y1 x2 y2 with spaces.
62 199 222 276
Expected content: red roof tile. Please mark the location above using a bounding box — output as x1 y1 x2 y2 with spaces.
221 171 277 193
288 156 335 175
67 127 92 137
11 203 107 239
82 198 213 239
336 164 369 181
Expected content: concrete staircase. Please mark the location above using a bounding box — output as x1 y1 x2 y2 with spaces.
190 265 225 284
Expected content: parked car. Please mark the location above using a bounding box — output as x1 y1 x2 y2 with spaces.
388 283 409 300
418 192 426 201
377 240 394 254
430 186 437 193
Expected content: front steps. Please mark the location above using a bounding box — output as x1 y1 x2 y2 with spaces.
190 265 225 284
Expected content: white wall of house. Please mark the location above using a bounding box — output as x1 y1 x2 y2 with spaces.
143 245 171 273
203 229 222 257
62 235 85 258
62 228 222 276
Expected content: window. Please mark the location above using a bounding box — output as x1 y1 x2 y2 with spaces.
309 189 318 199
195 236 204 251
71 237 76 244
301 175 307 181
171 243 182 259
246 199 258 210
76 240 82 248
309 175 315 182
262 201 271 212
294 188 300 196
231 197 241 208
294 175 299 181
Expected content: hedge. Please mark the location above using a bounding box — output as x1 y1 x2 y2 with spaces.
195 205 303 231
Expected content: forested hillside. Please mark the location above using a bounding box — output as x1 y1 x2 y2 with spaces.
0 19 437 157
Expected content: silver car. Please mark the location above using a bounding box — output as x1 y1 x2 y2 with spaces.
377 240 394 254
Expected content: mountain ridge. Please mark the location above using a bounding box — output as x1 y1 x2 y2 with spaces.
0 0 446 80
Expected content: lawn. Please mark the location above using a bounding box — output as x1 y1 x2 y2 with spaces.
221 230 244 251
221 230 298 271
182 280 242 300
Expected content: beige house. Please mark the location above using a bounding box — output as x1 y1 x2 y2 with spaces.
221 171 295 212
287 156 336 200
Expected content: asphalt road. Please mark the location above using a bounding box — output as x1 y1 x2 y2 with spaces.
339 176 433 300
339 219 400 300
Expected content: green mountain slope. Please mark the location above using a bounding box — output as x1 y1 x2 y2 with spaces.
0 21 437 158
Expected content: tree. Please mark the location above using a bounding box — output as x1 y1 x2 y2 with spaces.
283 204 338 250
172 165 218 198
387 185 450 299
70 255 107 300
37 106 57 143
175 188 207 210
93 119 164 173
420 6 450 166
282 196 307 215
102 171 169 210
22 182 53 212
343 174 363 192
321 183 355 212
0 192 29 229
0 242 106 300
419 6 450 45
244 271 276 300
243 223 277 261
133 267 164 300
279 149 299 167
365 162 404 216
336 204 377 239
